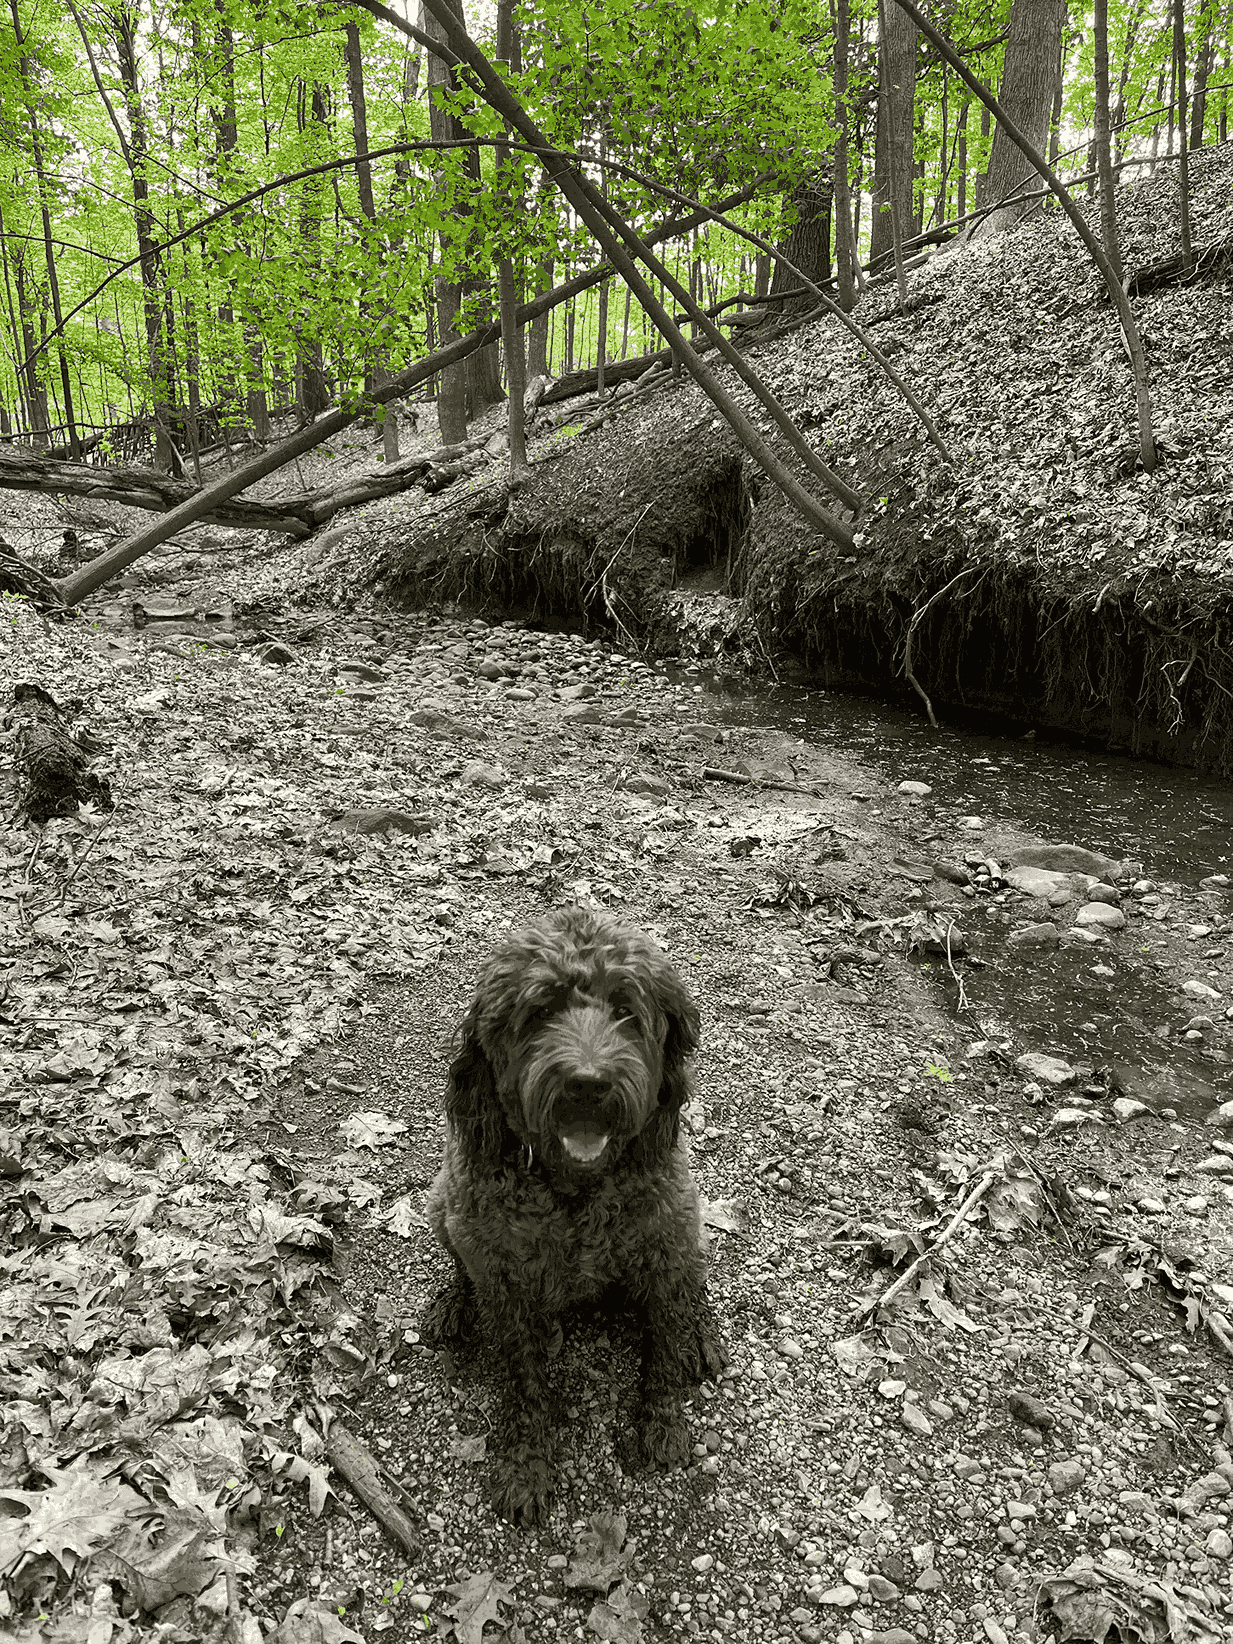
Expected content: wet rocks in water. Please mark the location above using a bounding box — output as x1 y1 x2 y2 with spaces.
1010 843 1121 879
1006 865 1069 898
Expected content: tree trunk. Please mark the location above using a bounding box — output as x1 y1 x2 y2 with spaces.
832 0 856 312
297 83 333 425
1093 0 1123 282
1174 0 1192 271
973 0 1068 238
495 0 528 480
527 256 554 378
111 1 180 471
423 1 470 442
869 0 916 264
1189 21 1213 149
770 175 833 303
7 684 113 825
10 0 80 457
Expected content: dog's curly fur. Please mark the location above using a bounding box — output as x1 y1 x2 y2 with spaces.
423 906 727 1526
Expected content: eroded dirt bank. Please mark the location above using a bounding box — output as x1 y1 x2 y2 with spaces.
281 143 1233 775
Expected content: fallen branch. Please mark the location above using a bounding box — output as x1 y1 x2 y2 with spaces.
5 683 114 824
0 448 313 536
325 1424 421 1556
701 764 817 797
863 1167 1000 1318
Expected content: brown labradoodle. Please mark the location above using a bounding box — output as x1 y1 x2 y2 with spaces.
423 906 727 1526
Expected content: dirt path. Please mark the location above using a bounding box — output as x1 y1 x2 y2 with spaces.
2 585 1232 1644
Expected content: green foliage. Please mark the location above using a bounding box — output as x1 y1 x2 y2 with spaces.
0 0 1224 439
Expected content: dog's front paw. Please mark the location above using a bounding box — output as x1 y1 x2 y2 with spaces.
421 1273 475 1349
491 1451 553 1528
621 1398 691 1471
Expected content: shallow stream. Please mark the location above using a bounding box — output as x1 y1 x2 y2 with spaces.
685 671 1233 1119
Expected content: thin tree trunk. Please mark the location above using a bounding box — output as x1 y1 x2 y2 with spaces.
527 256 553 378
1093 0 1123 282
975 0 1068 239
888 0 1155 472
495 0 528 480
423 2 469 442
1174 0 1192 271
870 0 916 264
833 0 857 312
10 0 79 456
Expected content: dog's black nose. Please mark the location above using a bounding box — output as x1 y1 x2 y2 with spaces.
563 1072 610 1102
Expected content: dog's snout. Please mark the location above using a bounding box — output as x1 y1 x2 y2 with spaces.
563 1071 610 1103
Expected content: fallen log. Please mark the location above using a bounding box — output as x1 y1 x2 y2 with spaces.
0 449 314 537
6 683 113 823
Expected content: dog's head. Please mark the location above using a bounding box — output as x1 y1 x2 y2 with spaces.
445 908 699 1186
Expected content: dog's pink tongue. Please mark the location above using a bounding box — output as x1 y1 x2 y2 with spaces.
560 1123 609 1162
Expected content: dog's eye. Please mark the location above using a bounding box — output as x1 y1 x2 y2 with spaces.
611 1000 638 1025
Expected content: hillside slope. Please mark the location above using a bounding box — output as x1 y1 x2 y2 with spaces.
354 143 1233 767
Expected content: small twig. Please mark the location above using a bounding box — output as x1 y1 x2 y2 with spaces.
56 807 117 909
23 834 44 885
863 1167 1000 1317
1072 1315 1199 1445
943 919 970 1014
701 764 817 797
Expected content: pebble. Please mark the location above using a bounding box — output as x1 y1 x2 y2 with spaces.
818 1585 860 1607
1075 902 1126 930
1206 1100 1233 1127
1111 1097 1153 1123
1048 1459 1086 1494
1015 1052 1075 1086
1085 882 1121 904
1006 866 1069 897
1009 922 1060 949
901 1404 934 1437
1184 979 1223 999
1206 1528 1233 1559
1013 844 1119 877
898 780 932 797
1007 1391 1054 1430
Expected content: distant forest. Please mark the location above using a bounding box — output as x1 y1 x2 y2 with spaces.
1 0 1228 469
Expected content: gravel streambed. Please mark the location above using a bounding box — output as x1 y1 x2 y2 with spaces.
231 610 1233 1644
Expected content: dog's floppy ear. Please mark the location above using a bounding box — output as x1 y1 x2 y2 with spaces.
631 965 700 1169
445 1002 508 1171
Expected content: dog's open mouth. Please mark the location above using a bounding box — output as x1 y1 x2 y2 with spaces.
558 1121 610 1164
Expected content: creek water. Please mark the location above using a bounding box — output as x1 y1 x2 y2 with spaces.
681 669 1233 1119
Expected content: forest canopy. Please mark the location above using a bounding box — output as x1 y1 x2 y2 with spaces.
1 0 1228 467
